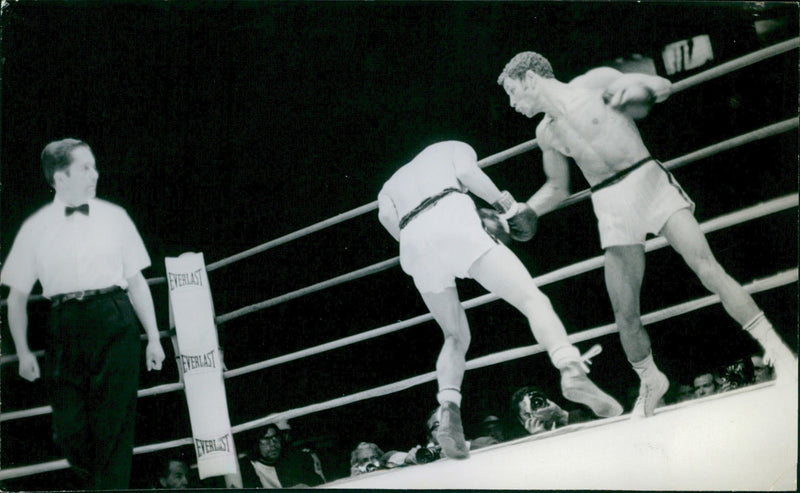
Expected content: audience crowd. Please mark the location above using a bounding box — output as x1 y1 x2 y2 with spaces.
128 351 777 488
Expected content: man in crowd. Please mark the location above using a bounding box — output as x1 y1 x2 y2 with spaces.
1 138 165 489
240 424 326 488
693 372 718 398
156 457 192 489
349 442 385 476
507 385 594 439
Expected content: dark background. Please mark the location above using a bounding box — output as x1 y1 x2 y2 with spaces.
0 1 797 489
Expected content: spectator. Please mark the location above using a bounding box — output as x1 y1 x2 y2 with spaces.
715 357 755 392
362 407 500 473
751 354 775 383
155 457 191 489
240 424 326 488
675 382 695 403
479 415 506 443
349 442 384 477
399 409 445 466
507 386 594 439
693 372 717 398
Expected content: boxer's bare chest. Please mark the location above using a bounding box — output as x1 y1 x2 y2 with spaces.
537 91 649 180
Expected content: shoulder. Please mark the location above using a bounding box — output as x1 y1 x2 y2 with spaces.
535 117 556 151
568 67 623 90
92 198 136 223
92 197 128 215
16 202 58 234
420 140 476 158
443 140 475 154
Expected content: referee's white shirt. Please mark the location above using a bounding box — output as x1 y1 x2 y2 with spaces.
1 197 151 298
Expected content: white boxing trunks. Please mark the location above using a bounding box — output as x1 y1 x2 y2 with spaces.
400 192 497 293
590 159 695 248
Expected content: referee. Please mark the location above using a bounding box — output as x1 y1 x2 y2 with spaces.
1 138 165 489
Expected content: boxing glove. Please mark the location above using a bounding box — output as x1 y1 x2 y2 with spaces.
492 191 538 242
478 208 511 245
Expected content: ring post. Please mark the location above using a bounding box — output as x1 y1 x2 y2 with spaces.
166 252 242 487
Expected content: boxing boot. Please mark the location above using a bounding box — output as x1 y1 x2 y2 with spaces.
435 402 469 460
558 345 623 418
745 313 798 383
631 368 670 418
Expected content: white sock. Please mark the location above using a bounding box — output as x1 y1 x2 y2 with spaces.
631 351 658 378
549 344 581 370
437 388 462 407
743 312 771 339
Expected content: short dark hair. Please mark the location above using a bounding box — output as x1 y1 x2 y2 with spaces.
160 458 188 480
497 52 555 85
510 386 548 416
259 423 282 439
41 138 91 187
156 451 190 480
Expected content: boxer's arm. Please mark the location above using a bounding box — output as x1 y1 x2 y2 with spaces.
571 67 671 103
605 72 672 104
377 191 401 242
526 149 571 216
451 142 504 204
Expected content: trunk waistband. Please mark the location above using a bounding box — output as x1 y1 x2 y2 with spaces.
590 157 655 193
399 187 462 230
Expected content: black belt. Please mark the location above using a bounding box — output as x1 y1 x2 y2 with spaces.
590 157 655 193
399 187 462 230
51 286 123 307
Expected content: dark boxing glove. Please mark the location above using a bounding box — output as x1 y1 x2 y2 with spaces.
492 191 538 242
478 208 511 245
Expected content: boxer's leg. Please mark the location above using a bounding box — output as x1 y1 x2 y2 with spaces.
660 209 797 378
418 287 470 459
604 245 668 417
469 245 622 418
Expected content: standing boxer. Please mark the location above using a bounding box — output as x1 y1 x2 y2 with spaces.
2 138 165 489
497 51 797 417
377 140 622 460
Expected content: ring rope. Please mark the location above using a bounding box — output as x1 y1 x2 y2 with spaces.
1 266 794 481
223 193 798 378
3 192 795 423
208 117 799 326
0 39 796 482
1 116 795 370
1 37 796 309
670 37 799 95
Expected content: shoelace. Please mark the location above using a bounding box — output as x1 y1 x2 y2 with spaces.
576 344 603 373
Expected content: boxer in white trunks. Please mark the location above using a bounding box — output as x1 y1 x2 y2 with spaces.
377 140 622 460
497 51 798 418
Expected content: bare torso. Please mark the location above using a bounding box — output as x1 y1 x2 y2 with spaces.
536 88 652 186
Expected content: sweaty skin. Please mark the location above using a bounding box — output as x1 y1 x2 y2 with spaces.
534 78 653 186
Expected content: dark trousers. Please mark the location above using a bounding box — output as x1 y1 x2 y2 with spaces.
47 290 141 490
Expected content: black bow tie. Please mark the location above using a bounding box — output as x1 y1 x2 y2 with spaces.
65 204 90 216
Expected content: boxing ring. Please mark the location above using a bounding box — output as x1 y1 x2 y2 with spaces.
0 38 797 489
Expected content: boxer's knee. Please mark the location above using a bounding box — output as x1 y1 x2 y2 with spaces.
688 253 726 290
444 330 471 354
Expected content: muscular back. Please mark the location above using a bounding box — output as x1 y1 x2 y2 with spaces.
380 141 467 218
536 72 654 186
